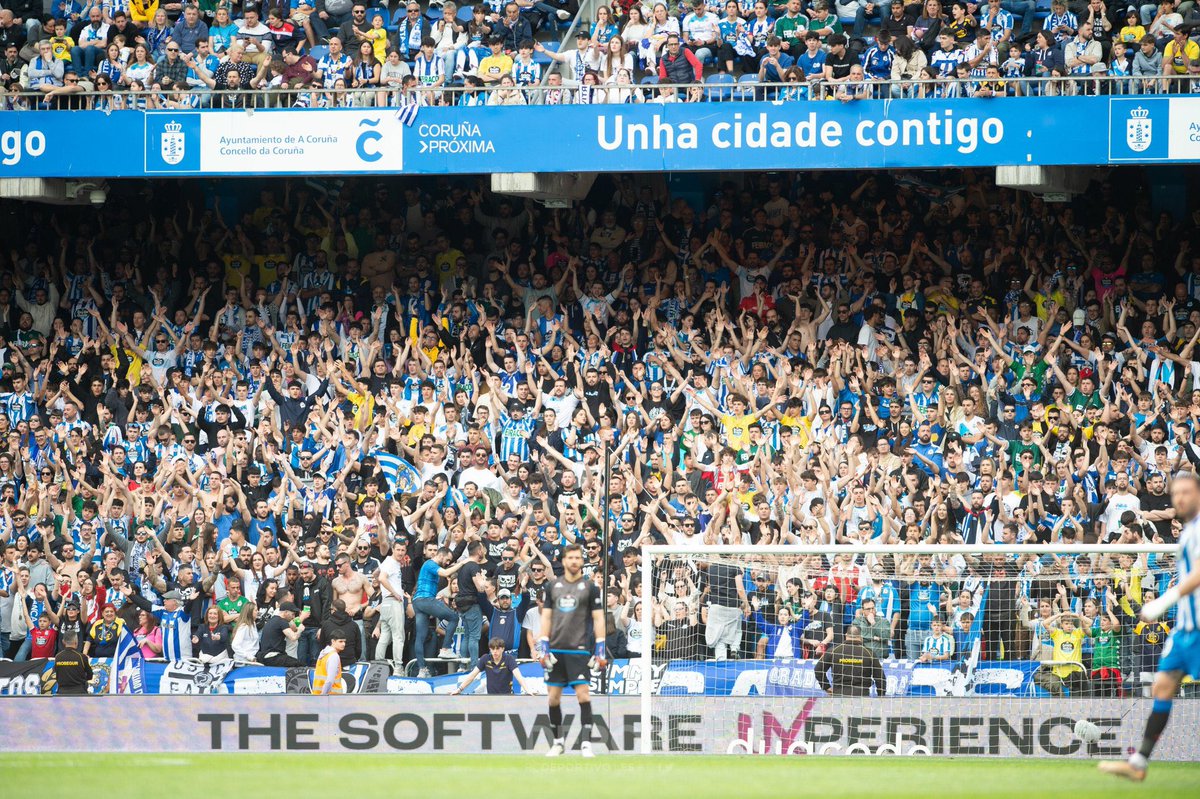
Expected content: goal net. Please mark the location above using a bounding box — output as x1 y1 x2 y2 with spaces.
635 544 1181 756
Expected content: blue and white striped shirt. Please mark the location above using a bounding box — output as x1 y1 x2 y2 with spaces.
1176 517 1200 631
922 632 955 659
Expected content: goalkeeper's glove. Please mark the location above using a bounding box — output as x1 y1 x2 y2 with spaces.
1141 586 1180 622
589 640 608 671
536 638 554 668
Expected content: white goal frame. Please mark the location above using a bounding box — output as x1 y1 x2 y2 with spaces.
637 543 1176 754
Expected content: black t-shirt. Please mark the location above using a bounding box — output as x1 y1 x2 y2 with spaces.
494 562 521 595
881 14 914 41
825 50 855 80
1140 491 1174 542
826 320 859 343
257 615 290 658
704 562 743 607
457 561 483 608
483 536 508 572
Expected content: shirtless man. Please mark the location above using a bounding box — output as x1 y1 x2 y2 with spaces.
44 536 96 589
332 554 370 636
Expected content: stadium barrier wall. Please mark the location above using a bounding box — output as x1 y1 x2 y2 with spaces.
0 96 1194 178
0 695 1197 758
0 657 1124 698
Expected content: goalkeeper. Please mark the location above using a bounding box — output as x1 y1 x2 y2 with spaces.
537 544 607 758
815 624 887 697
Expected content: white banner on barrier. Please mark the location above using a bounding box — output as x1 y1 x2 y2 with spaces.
1 696 1197 759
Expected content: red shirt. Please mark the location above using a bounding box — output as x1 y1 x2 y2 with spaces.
30 627 58 658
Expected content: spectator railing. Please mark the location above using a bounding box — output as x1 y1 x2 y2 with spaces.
5 74 1193 111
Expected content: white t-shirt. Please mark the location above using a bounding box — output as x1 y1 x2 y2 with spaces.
379 555 404 600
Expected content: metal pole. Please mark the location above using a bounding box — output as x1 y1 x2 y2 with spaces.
600 438 610 696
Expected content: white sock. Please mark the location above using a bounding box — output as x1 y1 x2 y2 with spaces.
1129 753 1148 771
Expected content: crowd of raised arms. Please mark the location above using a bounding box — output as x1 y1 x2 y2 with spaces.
4 0 1200 109
0 168 1190 694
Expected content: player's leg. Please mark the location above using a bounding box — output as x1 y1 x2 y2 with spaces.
1100 668 1182 780
575 683 595 757
546 684 566 756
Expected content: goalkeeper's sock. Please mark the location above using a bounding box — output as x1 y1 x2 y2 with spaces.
1135 697 1173 766
549 703 564 741
579 700 593 743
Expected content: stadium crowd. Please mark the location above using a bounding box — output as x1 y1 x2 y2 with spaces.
0 168 1189 698
3 0 1200 108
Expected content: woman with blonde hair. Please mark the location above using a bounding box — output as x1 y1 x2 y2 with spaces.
232 602 261 662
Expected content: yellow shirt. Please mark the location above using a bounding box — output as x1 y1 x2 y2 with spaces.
719 413 755 451
254 253 287 287
778 413 812 448
1118 24 1145 43
224 254 252 288
478 53 514 80
112 345 143 385
1049 627 1087 678
1165 39 1200 74
50 36 75 61
130 0 159 25
405 421 429 448
1112 565 1145 618
363 27 389 63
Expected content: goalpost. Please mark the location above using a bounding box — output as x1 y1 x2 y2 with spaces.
637 544 1181 756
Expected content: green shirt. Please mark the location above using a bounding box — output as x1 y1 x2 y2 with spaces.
1009 359 1049 388
1006 440 1041 468
773 13 807 46
806 14 843 42
1091 627 1120 669
218 595 248 617
1067 388 1101 411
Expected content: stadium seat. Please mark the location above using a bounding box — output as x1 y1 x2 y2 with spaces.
1034 0 1052 19
457 5 474 22
704 72 735 101
365 6 388 26
307 44 328 62
534 39 559 65
640 75 659 85
735 74 758 100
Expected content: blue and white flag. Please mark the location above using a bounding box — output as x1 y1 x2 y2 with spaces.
396 101 420 127
110 623 145 695
371 450 423 493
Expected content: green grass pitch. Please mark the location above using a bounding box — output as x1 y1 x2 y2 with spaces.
3 754 1199 798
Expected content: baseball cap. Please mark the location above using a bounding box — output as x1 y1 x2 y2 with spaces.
1072 309 1086 325
497 589 512 599
279 602 301 613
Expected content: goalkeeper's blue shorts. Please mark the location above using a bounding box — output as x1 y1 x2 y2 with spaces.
1158 629 1200 679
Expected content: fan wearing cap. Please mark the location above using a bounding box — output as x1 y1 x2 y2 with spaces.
980 324 1049 391
264 370 330 432
122 588 195 661
489 391 539 464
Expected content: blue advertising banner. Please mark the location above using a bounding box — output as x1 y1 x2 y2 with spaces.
0 656 1064 697
0 96 1195 178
